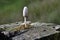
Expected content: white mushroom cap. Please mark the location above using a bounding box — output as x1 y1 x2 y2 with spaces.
23 6 28 17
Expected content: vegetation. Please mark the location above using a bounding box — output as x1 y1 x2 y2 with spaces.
0 0 60 25
28 0 60 24
0 0 30 24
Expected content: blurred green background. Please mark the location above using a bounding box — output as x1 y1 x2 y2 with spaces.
0 0 60 24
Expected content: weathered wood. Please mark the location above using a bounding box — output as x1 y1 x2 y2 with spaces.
0 22 60 40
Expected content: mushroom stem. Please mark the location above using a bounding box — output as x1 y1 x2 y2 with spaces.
24 17 27 27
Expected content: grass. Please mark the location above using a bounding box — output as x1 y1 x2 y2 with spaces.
0 0 30 24
28 0 60 24
0 0 60 25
